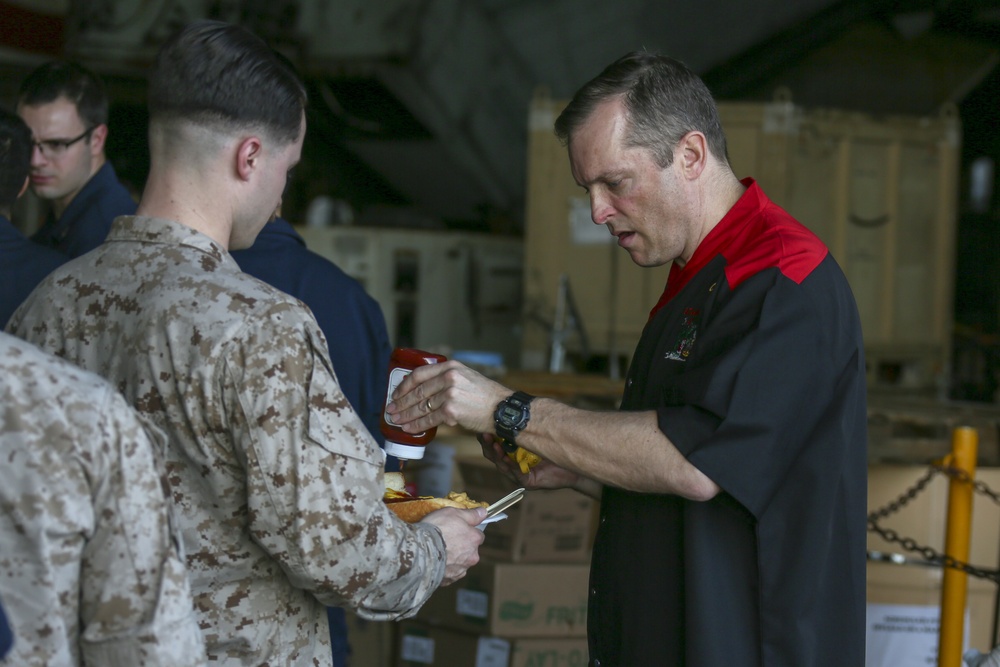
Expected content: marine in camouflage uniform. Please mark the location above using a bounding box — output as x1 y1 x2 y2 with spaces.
5 20 482 664
0 331 205 665
7 216 450 664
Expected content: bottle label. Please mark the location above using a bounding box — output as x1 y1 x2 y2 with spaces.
383 367 411 427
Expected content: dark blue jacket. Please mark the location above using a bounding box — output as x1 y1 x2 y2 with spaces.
1 215 67 328
0 598 11 658
31 162 136 258
232 218 393 666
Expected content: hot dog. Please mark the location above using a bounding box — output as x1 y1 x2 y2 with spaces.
384 472 487 523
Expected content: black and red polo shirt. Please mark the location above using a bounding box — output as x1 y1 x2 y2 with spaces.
588 179 867 667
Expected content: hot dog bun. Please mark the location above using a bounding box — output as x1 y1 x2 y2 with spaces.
384 472 487 523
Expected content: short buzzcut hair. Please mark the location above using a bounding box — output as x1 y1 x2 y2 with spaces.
554 51 728 168
18 61 109 128
148 20 307 144
0 108 32 214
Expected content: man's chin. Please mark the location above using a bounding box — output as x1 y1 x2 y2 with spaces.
623 247 649 267
29 185 58 200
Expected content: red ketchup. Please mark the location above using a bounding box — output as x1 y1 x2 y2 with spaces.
380 347 447 462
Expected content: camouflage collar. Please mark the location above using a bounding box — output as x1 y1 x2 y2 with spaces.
108 215 230 265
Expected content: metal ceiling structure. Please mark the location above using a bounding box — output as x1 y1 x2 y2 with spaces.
3 0 1000 229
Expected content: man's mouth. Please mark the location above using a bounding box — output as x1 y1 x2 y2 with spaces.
615 230 634 246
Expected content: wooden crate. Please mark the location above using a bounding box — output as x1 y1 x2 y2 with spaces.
522 91 961 391
720 99 961 392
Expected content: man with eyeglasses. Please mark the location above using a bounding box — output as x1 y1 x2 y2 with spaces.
0 108 66 328
17 61 136 258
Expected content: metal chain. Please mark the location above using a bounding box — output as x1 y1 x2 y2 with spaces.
867 463 1000 585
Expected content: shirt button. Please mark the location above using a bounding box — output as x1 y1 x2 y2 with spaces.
626 378 633 388
593 660 601 667
600 514 606 524
590 587 597 596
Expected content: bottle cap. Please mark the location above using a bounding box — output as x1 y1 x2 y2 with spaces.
384 440 426 460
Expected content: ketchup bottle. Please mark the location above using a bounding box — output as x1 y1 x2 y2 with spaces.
380 347 447 461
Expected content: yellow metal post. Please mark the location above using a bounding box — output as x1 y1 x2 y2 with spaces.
938 426 979 667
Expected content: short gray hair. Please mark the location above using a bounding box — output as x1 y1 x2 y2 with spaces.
554 51 728 168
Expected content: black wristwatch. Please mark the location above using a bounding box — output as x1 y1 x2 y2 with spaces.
494 391 535 445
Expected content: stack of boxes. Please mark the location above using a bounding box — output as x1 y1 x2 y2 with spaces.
394 457 598 666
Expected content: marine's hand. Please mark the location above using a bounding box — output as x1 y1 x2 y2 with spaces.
420 506 486 586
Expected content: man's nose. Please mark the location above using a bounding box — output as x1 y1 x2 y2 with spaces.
591 192 613 225
30 143 48 166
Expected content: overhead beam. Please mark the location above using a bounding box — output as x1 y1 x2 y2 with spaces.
301 0 535 221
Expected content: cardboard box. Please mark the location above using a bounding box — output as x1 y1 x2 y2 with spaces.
459 458 596 563
394 622 591 667
395 622 510 667
415 561 590 637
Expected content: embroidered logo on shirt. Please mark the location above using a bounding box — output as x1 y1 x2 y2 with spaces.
664 307 700 361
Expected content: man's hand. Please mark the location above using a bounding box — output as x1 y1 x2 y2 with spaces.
385 361 508 435
420 507 486 586
478 433 581 490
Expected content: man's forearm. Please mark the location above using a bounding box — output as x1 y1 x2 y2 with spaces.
516 398 720 500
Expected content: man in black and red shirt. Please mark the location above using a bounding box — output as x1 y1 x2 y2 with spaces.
386 51 867 667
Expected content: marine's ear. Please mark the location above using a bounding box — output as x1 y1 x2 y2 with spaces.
234 135 263 182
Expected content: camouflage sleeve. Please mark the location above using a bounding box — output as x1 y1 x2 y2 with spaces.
226 309 446 619
80 387 207 665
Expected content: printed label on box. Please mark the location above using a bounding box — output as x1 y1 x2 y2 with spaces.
511 642 590 667
475 637 511 667
865 603 969 666
400 634 435 663
456 589 489 619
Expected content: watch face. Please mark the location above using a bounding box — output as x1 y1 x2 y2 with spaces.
499 404 522 424
496 393 531 439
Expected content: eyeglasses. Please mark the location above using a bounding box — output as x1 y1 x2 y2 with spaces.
31 127 95 159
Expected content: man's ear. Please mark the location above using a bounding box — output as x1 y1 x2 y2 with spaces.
235 136 263 181
677 131 708 180
89 123 108 155
17 175 29 199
